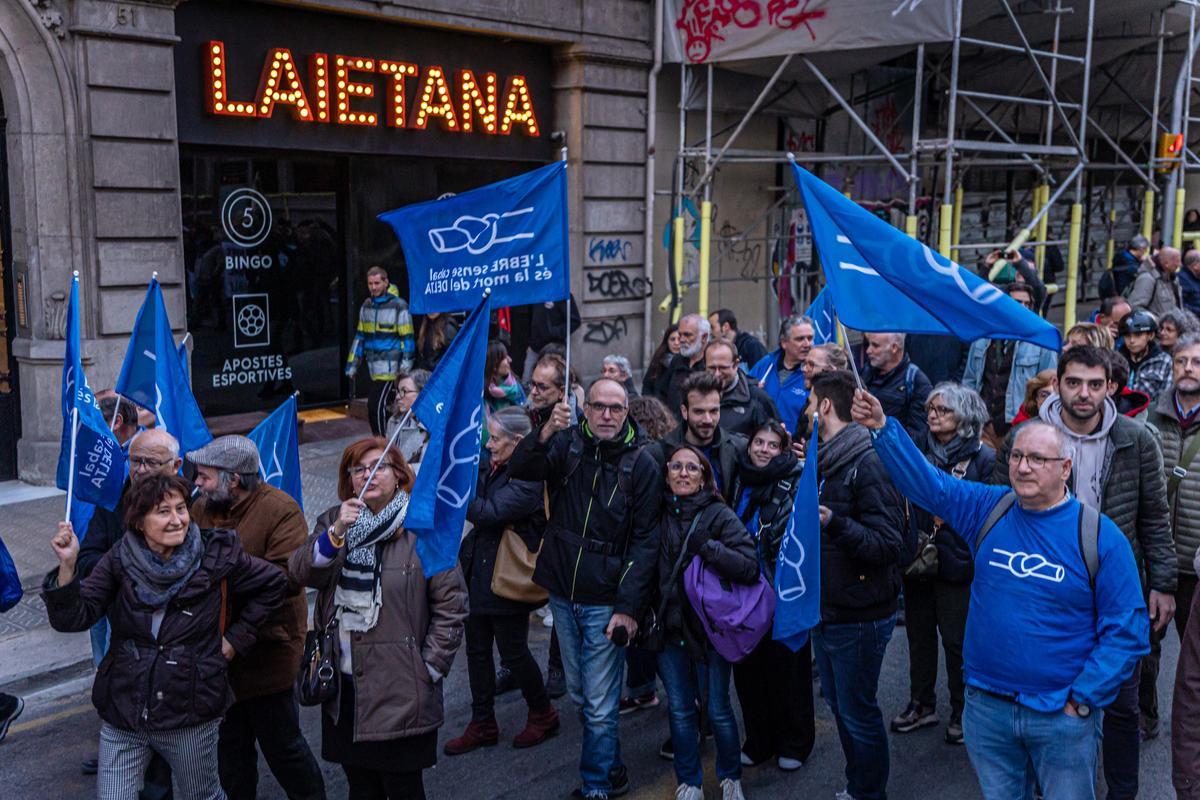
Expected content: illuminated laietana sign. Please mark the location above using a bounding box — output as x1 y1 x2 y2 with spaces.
202 41 540 136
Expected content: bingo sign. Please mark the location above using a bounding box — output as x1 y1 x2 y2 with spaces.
221 187 273 248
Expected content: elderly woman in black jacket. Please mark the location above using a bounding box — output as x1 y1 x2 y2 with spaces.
43 473 285 800
889 382 994 746
730 420 815 771
656 443 759 800
444 406 559 757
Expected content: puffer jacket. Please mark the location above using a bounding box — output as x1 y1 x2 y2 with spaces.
733 449 802 585
718 371 779 439
289 506 468 742
508 419 662 616
460 450 546 615
862 356 933 442
816 423 907 623
911 435 995 584
1149 391 1200 577
994 414 1177 593
43 527 285 732
1128 262 1183 318
656 426 748 502
346 284 415 381
656 491 759 660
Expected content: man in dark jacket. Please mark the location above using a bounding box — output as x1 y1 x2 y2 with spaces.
655 371 748 500
993 344 1176 799
803 370 906 800
863 332 933 442
528 294 581 359
188 436 324 800
704 340 778 439
1181 251 1200 317
709 308 767 368
905 334 969 387
654 313 710 415
509 378 662 800
1102 235 1152 298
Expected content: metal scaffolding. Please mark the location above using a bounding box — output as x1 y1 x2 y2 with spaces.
655 0 1198 335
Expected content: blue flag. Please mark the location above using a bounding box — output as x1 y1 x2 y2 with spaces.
804 288 836 345
405 292 492 576
791 163 1061 351
248 395 303 510
379 162 569 314
57 277 126 521
178 339 190 385
773 417 820 651
115 279 213 454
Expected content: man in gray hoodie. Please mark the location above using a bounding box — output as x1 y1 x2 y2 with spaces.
993 344 1176 800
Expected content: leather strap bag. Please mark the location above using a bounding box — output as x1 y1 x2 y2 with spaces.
491 527 549 604
297 613 340 707
905 459 970 579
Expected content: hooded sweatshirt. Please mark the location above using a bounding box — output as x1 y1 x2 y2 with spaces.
1041 395 1118 510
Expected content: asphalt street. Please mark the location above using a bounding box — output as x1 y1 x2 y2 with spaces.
0 615 1179 799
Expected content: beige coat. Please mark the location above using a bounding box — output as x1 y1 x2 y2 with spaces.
289 505 467 742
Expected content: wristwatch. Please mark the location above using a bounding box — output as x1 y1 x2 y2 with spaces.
1072 699 1091 718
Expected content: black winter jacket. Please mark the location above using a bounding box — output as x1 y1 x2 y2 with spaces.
508 419 662 616
656 491 759 660
42 528 285 732
528 296 581 354
655 426 748 503
77 492 128 580
862 356 933 442
734 330 768 369
461 451 546 616
733 450 802 585
910 436 995 584
816 424 906 623
719 372 779 439
993 414 1177 593
654 354 707 417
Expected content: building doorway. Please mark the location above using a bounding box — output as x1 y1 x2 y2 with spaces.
0 96 20 480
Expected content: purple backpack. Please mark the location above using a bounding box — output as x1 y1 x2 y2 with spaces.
684 555 775 663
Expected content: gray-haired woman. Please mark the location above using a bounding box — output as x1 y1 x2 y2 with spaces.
890 382 995 746
1159 308 1200 353
444 406 559 756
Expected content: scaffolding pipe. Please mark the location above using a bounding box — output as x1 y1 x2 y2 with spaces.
1146 12 1166 241
699 63 713 318
1105 207 1116 272
641 0 663 367
940 0 964 257
1008 162 1085 252
952 185 964 249
1064 0 1095 330
907 43 925 226
1034 184 1049 278
1165 3 1200 245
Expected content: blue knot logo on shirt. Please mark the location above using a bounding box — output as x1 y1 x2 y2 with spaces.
988 548 1065 583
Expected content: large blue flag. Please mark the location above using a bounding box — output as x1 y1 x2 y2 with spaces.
791 163 1061 351
57 277 126 526
773 417 820 651
405 292 492 576
248 394 303 510
379 162 569 314
115 279 212 454
804 288 836 345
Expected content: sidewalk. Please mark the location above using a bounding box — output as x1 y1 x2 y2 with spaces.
0 422 366 695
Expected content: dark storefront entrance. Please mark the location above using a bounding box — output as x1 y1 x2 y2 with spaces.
0 97 20 480
174 0 553 416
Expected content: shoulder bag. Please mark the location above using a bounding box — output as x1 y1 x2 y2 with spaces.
491 527 549 604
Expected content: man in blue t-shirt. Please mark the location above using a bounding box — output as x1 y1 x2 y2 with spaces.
851 389 1148 800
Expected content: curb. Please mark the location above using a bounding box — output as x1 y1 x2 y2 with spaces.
0 655 93 699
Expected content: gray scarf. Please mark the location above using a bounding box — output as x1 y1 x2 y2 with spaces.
119 523 204 609
924 432 981 470
335 491 409 633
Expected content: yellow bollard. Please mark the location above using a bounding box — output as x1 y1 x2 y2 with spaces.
938 204 953 258
905 215 918 239
1065 203 1082 330
1143 189 1155 241
1104 208 1116 273
1174 187 1187 248
698 200 712 320
952 186 964 250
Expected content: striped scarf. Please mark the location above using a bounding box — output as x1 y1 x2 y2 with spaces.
335 491 409 633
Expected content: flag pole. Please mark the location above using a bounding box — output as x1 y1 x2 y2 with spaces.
65 406 79 524
837 318 865 391
356 408 412 503
560 146 573 419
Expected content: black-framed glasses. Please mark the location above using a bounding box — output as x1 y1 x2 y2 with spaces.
530 380 560 394
347 464 394 479
1010 450 1067 470
130 456 174 471
586 401 627 417
926 404 955 418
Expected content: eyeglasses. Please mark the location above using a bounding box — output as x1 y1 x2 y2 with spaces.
130 456 173 471
586 401 627 417
926 404 954 418
667 461 703 474
1010 450 1067 470
347 464 395 479
530 381 560 394
396 387 418 397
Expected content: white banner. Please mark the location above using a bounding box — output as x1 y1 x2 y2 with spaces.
666 0 956 64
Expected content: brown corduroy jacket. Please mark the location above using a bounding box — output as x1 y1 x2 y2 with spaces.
191 482 309 700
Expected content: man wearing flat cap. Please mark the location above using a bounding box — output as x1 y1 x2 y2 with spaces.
189 435 325 800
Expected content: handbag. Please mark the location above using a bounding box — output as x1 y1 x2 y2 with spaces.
684 556 775 664
633 515 703 652
904 459 970 579
297 612 340 707
491 527 548 604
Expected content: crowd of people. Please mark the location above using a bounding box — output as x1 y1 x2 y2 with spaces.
8 241 1200 800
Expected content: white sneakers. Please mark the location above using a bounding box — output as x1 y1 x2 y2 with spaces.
675 785 703 800
721 778 747 800
777 756 803 771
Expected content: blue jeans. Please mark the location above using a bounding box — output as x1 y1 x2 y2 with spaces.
813 615 896 800
657 644 742 788
963 686 1102 800
548 595 624 795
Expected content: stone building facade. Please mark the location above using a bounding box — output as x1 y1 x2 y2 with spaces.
0 0 654 482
